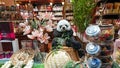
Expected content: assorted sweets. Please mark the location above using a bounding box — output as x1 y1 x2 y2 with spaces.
85 24 114 68
85 24 114 43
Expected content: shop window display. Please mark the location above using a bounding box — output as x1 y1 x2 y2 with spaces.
1 0 120 68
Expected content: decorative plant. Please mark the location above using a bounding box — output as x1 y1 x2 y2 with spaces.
19 11 55 63
72 0 96 33
19 12 55 44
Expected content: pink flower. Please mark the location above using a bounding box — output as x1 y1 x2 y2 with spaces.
39 26 45 32
23 26 31 35
27 35 35 39
31 30 39 37
45 25 53 32
38 33 50 44
27 30 43 39
47 20 55 27
19 23 26 27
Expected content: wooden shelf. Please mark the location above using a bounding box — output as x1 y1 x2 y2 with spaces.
97 0 120 6
0 20 27 22
95 13 120 19
53 10 63 12
54 15 63 17
66 10 73 13
0 11 18 13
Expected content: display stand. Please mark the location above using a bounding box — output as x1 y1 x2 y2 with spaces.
0 39 19 52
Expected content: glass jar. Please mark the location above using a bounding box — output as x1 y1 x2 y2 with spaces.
99 43 113 56
86 42 101 56
87 57 102 68
85 25 101 42
99 24 114 42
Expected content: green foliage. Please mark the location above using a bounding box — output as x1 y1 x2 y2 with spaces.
64 61 80 68
72 0 96 32
52 32 71 55
0 63 3 67
31 19 39 29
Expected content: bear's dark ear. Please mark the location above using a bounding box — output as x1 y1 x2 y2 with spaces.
53 29 62 37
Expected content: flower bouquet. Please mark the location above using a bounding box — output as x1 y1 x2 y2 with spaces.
19 11 55 63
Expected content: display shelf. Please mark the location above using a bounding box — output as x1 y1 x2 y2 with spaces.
0 11 18 13
66 10 73 13
93 0 120 23
53 10 63 12
0 20 25 22
96 0 120 6
54 15 63 17
52 4 64 23
95 14 120 19
64 2 73 23
0 39 19 52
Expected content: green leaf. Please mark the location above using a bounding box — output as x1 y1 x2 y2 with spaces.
72 0 96 32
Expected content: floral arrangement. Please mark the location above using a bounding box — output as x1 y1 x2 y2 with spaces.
19 12 55 44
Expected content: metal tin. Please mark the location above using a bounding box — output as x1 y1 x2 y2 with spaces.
86 42 100 55
85 25 101 37
87 57 101 68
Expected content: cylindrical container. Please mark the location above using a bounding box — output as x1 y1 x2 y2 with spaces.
87 57 101 68
100 42 113 56
99 24 114 42
86 42 100 56
85 25 101 42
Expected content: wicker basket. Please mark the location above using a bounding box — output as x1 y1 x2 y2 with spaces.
62 46 80 61
10 48 35 65
44 50 72 68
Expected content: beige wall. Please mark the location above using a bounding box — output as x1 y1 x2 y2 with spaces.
4 0 15 6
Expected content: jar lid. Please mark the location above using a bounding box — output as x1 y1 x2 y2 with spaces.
86 42 100 55
87 57 101 68
85 25 101 37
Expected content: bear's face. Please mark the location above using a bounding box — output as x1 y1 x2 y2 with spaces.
57 20 71 32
